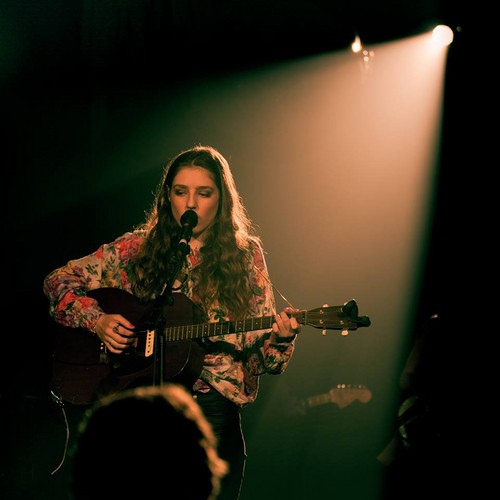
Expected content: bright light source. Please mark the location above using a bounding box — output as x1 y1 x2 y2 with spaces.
351 35 362 53
432 25 454 48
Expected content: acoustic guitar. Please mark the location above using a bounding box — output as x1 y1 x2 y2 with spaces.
51 288 371 405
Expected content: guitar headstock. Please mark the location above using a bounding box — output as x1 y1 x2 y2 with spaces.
328 384 372 408
299 299 371 332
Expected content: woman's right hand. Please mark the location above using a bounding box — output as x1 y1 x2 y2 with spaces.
93 313 136 353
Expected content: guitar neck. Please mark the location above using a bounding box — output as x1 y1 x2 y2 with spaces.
160 300 366 341
163 311 306 342
304 393 331 408
299 386 373 410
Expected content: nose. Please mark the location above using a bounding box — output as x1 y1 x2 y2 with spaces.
186 192 197 210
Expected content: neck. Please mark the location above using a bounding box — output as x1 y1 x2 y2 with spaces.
188 238 203 251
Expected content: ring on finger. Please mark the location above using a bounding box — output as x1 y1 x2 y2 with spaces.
112 325 119 334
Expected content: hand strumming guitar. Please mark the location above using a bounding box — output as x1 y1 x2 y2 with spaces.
92 313 136 354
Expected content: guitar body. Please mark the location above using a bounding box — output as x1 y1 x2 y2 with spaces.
52 288 206 405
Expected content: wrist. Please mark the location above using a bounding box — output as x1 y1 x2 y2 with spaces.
273 333 296 343
88 315 101 335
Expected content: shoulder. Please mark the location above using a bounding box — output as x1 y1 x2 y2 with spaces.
248 239 268 273
246 240 272 293
100 231 146 262
113 230 146 249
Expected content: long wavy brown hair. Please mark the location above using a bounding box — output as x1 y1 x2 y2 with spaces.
131 145 263 319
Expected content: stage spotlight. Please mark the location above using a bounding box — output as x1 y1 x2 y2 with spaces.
432 25 454 48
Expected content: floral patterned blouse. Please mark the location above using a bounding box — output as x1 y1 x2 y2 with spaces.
43 230 296 406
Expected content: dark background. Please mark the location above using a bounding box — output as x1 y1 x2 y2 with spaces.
3 1 479 499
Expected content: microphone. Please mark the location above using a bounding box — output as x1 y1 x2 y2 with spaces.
177 210 198 254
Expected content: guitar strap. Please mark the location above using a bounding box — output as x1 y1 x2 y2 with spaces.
250 261 296 310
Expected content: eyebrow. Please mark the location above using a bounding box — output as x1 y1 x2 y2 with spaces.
172 184 215 190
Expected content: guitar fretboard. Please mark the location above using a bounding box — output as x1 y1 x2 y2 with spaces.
163 311 309 341
305 393 331 408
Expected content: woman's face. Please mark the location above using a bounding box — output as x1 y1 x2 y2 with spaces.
169 166 220 242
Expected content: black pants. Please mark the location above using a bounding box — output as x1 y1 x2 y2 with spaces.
195 388 246 500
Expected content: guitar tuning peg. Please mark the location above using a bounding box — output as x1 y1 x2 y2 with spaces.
322 329 327 336
341 330 349 336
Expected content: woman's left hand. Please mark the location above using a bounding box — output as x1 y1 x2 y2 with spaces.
272 307 301 340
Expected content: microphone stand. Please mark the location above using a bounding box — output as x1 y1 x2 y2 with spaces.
148 239 191 387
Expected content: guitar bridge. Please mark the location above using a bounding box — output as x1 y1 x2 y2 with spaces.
99 342 109 363
144 329 155 357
